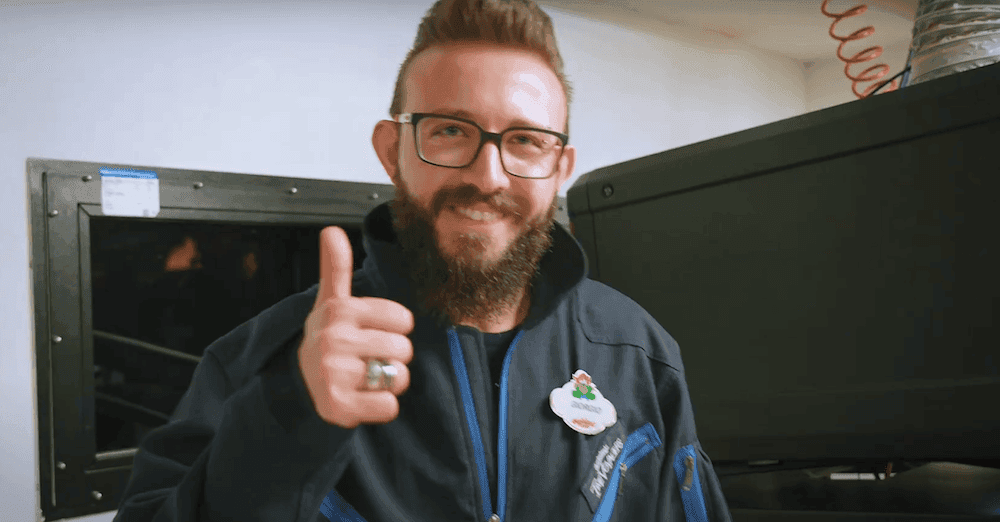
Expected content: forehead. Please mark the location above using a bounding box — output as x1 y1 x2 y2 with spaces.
403 43 567 131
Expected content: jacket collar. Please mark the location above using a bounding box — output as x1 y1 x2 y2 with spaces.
360 201 588 331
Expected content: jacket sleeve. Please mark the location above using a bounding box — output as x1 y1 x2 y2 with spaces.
114 334 355 522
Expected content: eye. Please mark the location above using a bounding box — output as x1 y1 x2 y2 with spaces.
507 132 541 148
506 130 559 151
438 125 465 137
423 119 476 141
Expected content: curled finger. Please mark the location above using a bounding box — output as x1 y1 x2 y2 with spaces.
352 391 401 425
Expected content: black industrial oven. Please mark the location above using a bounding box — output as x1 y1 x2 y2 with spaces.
567 63 1000 520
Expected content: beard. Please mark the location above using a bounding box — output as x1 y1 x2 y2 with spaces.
388 177 557 330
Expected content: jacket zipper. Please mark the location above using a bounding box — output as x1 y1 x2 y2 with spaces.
591 423 662 522
447 328 495 521
673 444 711 522
321 329 521 522
496 330 524 521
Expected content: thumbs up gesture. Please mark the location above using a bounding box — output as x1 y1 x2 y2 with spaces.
297 226 415 428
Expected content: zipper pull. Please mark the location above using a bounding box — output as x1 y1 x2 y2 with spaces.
682 455 695 491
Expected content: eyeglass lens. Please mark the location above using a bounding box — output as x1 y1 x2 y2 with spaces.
415 116 561 178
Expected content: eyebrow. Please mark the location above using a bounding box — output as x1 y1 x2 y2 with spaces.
430 108 555 132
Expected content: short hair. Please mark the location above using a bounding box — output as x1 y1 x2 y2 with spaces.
390 0 572 133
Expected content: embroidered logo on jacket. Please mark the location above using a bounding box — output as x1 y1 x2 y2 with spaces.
579 421 628 511
589 436 624 497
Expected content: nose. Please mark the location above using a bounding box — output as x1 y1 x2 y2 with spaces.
461 138 510 195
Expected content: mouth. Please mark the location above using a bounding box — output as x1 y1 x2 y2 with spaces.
449 205 504 223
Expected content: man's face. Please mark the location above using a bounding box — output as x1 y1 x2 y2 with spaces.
373 43 576 328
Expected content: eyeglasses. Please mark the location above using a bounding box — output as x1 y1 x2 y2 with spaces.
395 113 569 179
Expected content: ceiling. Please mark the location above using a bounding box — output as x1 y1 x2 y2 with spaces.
538 0 920 62
11 0 921 63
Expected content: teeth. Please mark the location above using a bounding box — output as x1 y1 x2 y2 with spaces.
455 206 499 221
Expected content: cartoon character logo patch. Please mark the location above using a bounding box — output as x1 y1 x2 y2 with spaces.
549 369 617 435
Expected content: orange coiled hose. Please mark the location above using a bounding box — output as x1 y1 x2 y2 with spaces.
821 0 901 99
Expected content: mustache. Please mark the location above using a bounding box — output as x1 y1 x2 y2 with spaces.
432 185 521 218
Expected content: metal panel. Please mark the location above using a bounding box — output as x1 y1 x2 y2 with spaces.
571 62 1000 217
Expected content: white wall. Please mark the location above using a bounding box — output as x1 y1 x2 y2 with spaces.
550 9 807 171
0 1 807 520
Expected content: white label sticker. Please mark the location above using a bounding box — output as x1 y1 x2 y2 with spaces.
100 167 160 217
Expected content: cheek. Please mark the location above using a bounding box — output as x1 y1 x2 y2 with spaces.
526 190 556 218
400 167 441 212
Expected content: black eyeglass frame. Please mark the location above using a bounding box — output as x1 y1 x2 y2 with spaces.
395 112 570 180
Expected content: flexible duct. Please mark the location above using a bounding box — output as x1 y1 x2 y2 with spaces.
906 0 1000 85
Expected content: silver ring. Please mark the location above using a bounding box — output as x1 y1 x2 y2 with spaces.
365 359 396 391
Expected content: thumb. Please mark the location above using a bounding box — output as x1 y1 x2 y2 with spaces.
316 226 354 304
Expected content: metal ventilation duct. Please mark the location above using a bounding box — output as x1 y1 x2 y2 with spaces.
907 0 1000 85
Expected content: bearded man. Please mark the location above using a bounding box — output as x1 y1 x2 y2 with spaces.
115 1 733 521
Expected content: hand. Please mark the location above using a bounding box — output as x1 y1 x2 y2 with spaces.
298 226 415 428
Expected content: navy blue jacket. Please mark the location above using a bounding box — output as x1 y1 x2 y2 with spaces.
116 202 733 522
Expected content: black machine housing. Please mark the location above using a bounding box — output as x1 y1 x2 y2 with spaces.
566 63 1000 520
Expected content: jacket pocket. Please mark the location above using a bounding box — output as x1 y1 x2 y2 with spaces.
673 444 710 522
590 422 663 522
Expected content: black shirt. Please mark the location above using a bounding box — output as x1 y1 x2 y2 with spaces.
481 327 519 511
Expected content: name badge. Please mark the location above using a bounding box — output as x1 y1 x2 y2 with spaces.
549 369 617 435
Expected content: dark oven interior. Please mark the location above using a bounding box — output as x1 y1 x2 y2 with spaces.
89 217 365 454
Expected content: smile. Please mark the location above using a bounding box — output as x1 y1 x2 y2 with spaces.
452 206 501 222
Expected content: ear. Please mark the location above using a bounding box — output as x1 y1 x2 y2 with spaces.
555 144 576 190
372 120 402 184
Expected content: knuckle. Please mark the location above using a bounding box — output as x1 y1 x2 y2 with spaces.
308 303 356 342
330 356 366 389
322 353 348 377
326 386 347 412
397 304 416 332
324 322 357 349
396 336 414 363
325 388 360 427
324 296 357 322
381 395 400 421
376 333 409 363
389 396 400 417
395 366 411 395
